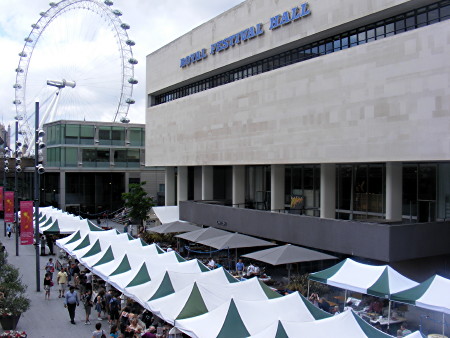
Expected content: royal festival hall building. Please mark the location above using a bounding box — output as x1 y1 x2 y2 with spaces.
146 0 450 279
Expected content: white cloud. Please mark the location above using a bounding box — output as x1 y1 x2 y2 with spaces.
0 0 244 141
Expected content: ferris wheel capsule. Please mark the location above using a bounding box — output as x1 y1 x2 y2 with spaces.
49 2 58 7
19 51 27 57
24 37 33 43
128 58 138 65
13 84 22 89
126 98 135 104
121 23 130 30
40 12 49 17
128 78 138 85
120 116 130 123
31 24 40 29
15 68 24 73
112 9 122 16
104 0 113 6
13 100 21 105
126 39 135 46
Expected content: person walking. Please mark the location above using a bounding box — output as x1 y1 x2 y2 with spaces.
57 267 68 298
236 259 245 277
45 258 55 279
40 235 46 256
81 289 94 325
6 224 11 239
43 273 53 300
64 285 80 324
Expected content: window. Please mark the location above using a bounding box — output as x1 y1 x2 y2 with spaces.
111 127 125 146
65 124 79 144
113 149 127 167
129 128 143 146
80 125 94 145
127 149 140 168
64 148 78 167
98 127 111 146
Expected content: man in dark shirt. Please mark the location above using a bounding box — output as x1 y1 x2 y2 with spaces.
318 297 331 313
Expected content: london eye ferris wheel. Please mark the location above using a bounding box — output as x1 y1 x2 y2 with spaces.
13 0 138 153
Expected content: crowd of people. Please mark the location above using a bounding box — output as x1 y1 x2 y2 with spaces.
42 251 185 338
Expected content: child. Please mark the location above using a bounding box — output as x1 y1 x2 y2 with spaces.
95 295 103 320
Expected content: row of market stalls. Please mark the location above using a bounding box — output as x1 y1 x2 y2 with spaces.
35 206 443 337
309 259 450 336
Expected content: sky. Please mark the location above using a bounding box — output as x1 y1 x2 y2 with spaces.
0 0 244 142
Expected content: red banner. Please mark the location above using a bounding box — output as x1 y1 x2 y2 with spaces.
20 201 34 245
4 191 14 223
0 187 3 211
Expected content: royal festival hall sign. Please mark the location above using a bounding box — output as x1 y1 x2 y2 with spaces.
180 2 311 68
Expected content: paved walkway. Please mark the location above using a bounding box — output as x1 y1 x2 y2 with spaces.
0 219 114 338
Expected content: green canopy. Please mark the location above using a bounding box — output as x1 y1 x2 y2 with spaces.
65 230 81 245
127 263 151 288
43 220 60 234
93 246 114 267
110 255 131 276
216 299 250 338
176 282 209 320
149 272 175 301
82 239 101 258
73 234 91 251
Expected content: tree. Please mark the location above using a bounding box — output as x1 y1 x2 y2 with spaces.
0 248 31 316
121 182 154 225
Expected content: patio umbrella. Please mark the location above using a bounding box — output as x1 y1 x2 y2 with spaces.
197 232 275 250
242 244 337 278
148 221 200 234
175 227 230 242
197 232 276 269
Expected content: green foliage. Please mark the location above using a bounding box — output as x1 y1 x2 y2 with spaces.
140 231 174 246
0 248 31 316
121 182 154 224
286 273 330 296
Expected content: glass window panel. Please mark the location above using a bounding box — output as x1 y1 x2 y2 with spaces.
65 148 78 167
65 124 79 144
96 149 110 168
417 13 427 27
333 37 341 51
129 128 143 146
395 16 405 32
341 36 348 49
442 5 450 19
127 149 140 168
385 23 395 35
358 31 366 45
325 40 333 53
80 125 94 145
428 8 439 23
113 150 127 168
98 127 111 146
376 25 385 38
82 149 97 167
367 27 375 41
349 32 357 46
405 13 416 30
111 127 125 146
311 46 319 56
318 43 325 55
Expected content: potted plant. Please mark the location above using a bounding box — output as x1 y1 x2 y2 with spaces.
0 247 30 331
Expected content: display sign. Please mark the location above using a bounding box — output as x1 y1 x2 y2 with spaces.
180 2 311 68
4 191 14 223
20 201 34 245
0 186 3 211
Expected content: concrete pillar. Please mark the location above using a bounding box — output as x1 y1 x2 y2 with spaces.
124 172 130 193
59 171 66 211
320 163 336 219
177 166 188 204
202 166 213 200
165 166 176 206
271 165 285 212
386 162 402 221
232 165 245 207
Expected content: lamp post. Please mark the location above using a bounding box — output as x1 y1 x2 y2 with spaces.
14 120 19 256
34 101 40 292
3 143 7 237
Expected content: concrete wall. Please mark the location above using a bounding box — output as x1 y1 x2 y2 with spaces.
179 201 450 263
146 19 450 166
147 0 432 93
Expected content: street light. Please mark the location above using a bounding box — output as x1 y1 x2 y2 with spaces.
14 119 22 256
